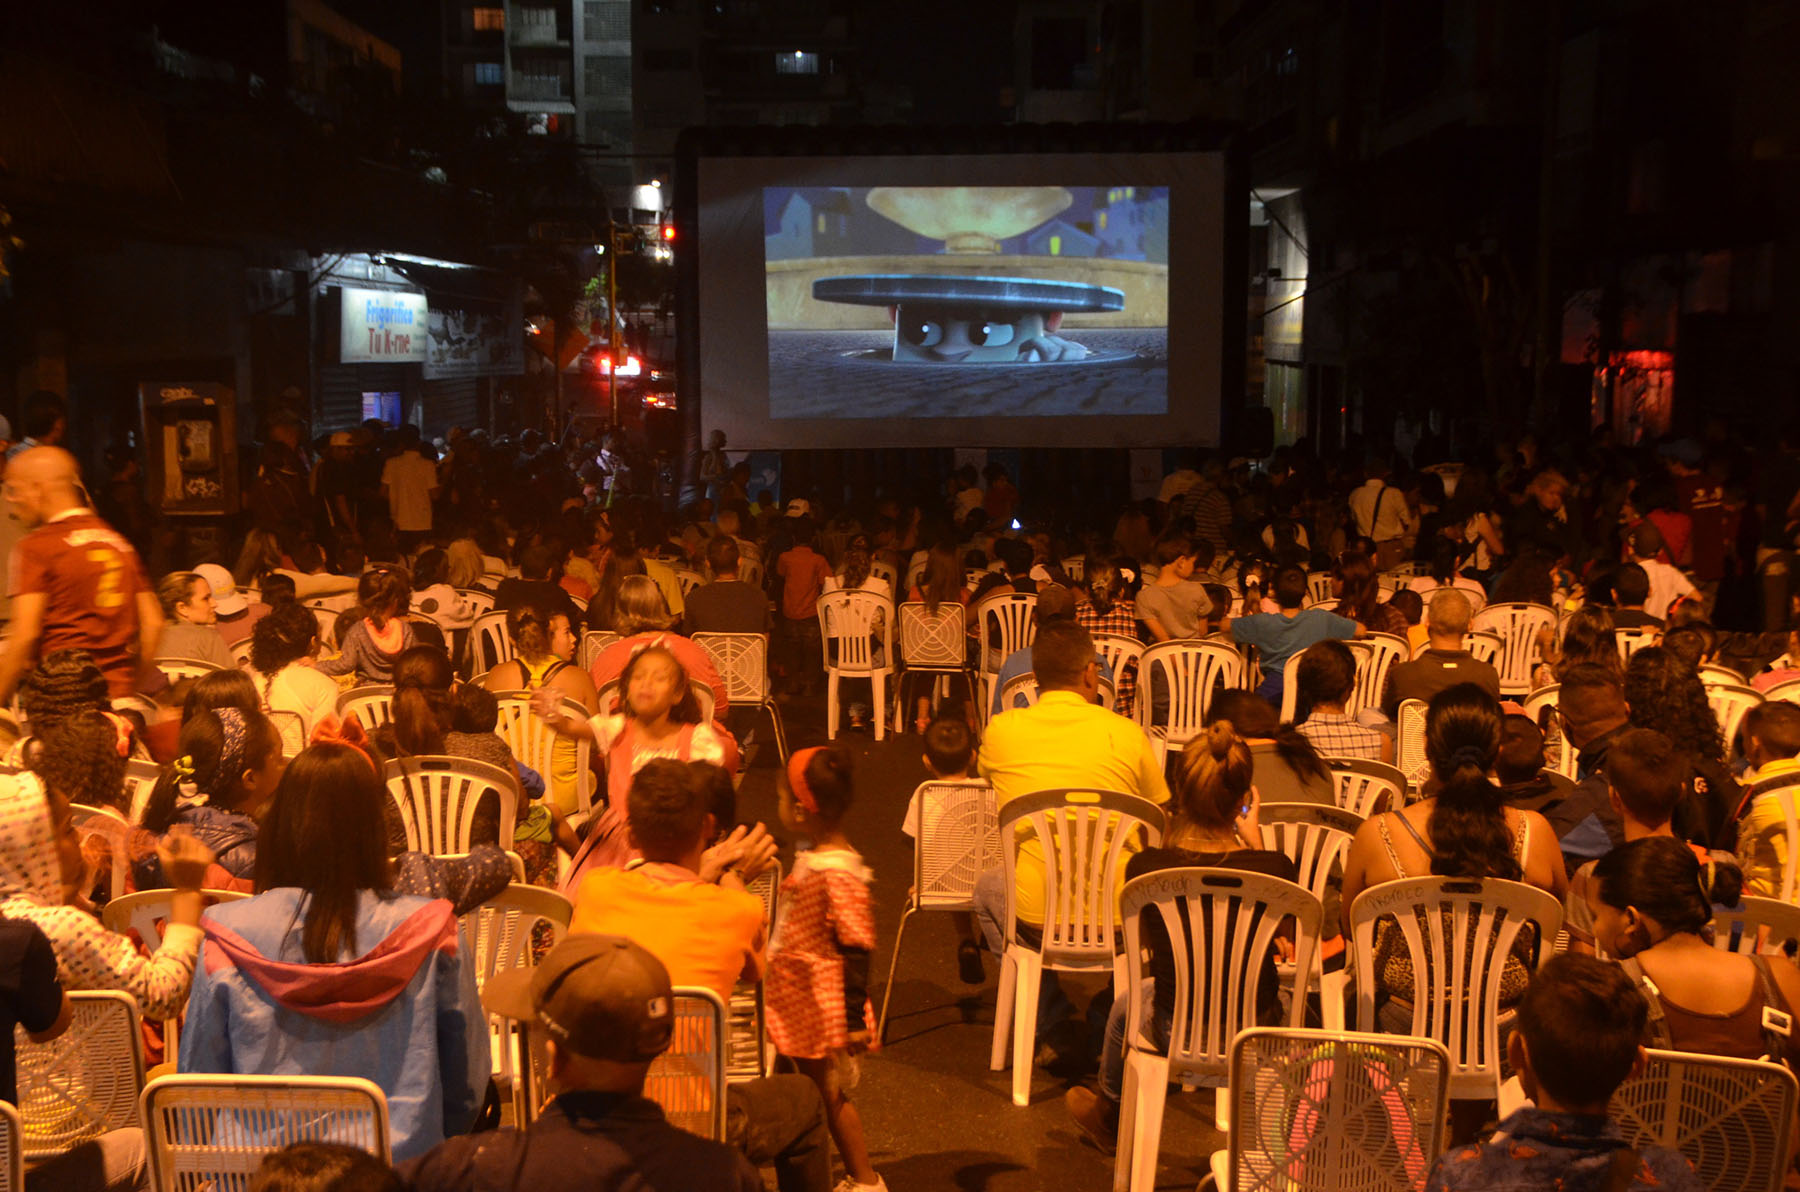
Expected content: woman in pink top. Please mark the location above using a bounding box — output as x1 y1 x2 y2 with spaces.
586 576 729 716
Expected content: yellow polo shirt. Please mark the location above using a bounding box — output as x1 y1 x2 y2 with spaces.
978 691 1171 924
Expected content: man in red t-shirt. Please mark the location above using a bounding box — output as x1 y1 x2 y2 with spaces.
0 448 162 699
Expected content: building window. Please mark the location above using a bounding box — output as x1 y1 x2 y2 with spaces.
775 50 819 75
472 6 504 30
584 0 631 39
474 61 504 85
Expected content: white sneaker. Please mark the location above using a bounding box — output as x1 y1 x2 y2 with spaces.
832 1177 888 1192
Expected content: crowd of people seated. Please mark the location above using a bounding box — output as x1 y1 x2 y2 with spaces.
3 412 1800 1191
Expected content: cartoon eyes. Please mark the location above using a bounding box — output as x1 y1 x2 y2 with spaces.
970 320 1015 347
899 319 944 348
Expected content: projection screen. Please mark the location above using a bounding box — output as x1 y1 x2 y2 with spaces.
688 149 1231 450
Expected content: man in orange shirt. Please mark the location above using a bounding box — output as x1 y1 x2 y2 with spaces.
0 447 161 700
570 761 829 1192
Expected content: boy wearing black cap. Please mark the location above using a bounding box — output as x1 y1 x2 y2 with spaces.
400 934 762 1191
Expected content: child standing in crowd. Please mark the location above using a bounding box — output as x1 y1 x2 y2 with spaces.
900 715 988 985
318 566 416 684
776 515 832 693
769 747 885 1192
535 644 727 886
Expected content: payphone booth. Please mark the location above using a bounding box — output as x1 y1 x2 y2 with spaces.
137 381 238 560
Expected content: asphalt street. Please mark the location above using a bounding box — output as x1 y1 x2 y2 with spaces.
735 686 1224 1191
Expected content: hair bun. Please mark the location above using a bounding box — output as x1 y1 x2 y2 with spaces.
1206 720 1237 759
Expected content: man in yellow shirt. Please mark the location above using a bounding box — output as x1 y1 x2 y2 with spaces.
973 619 1170 1050
1733 702 1800 897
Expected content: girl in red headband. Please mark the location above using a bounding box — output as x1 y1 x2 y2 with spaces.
766 746 886 1192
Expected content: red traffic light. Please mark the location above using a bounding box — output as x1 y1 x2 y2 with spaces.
660 225 675 241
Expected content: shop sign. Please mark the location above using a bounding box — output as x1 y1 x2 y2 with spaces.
340 287 428 363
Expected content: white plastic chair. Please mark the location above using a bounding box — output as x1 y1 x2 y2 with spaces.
491 691 596 819
1712 896 1800 957
641 987 729 1141
1469 602 1557 696
579 629 623 671
266 709 306 757
974 590 1037 707
462 884 573 1124
1135 640 1245 753
1702 680 1762 756
1735 771 1800 900
1278 653 1306 724
1324 758 1405 818
693 632 788 764
1615 626 1662 662
158 657 221 684
124 757 162 823
996 671 1040 711
1520 684 1578 779
1205 1027 1451 1192
1614 1048 1798 1192
1257 803 1362 1030
0 1102 19 1192
674 568 705 597
1305 572 1336 605
336 685 395 737
229 637 255 669
1764 677 1800 707
1700 661 1747 686
457 587 495 616
102 889 251 1054
895 602 975 729
1462 629 1504 667
15 991 144 1158
988 789 1167 1107
878 779 1001 1042
869 559 899 596
384 755 519 856
1348 876 1562 1100
817 590 895 741
728 860 781 1083
141 1073 391 1192
1343 632 1407 716
1114 867 1323 1192
470 610 515 675
1395 698 1431 791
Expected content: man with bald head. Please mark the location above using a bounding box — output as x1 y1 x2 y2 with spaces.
1380 588 1500 716
0 447 161 699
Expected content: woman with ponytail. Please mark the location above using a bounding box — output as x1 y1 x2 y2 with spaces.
1066 721 1300 1152
1340 684 1568 1026
1589 836 1800 1068
134 707 285 890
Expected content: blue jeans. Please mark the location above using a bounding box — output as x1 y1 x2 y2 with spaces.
972 868 1075 1037
1098 980 1169 1104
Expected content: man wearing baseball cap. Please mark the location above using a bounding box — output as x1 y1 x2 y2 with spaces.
400 934 762 1190
192 562 269 648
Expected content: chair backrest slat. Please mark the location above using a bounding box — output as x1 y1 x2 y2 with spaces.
693 632 771 705
1121 868 1322 1085
16 991 144 1156
384 756 519 856
142 1073 391 1192
1614 1048 1799 1192
1349 876 1563 1100
1226 1027 1451 1192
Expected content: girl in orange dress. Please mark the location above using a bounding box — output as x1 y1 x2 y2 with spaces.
766 747 885 1192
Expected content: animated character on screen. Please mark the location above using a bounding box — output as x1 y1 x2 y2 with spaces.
813 273 1125 366
888 304 1089 363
